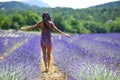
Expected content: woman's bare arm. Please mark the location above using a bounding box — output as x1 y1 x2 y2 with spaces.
50 22 70 36
21 21 41 30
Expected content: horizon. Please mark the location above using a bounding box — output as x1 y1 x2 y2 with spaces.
0 0 119 9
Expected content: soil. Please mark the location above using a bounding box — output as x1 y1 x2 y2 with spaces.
39 51 67 80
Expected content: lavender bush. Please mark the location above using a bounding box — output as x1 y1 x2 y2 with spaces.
0 30 34 55
52 33 120 80
0 30 41 80
0 30 120 80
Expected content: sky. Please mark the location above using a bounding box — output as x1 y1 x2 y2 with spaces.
0 0 119 9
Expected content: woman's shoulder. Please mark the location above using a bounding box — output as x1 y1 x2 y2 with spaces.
49 21 54 26
37 20 44 26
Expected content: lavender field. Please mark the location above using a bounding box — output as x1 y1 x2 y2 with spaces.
0 30 120 80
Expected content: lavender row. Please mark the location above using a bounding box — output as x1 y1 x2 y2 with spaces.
0 30 35 55
0 35 41 80
52 34 120 80
62 34 120 68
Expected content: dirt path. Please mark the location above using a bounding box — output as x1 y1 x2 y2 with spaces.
39 51 67 80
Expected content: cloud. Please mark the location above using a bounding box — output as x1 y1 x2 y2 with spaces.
0 0 118 9
41 0 118 9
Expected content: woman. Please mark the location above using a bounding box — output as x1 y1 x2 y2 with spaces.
21 12 70 73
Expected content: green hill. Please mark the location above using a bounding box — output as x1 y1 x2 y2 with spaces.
90 1 120 8
0 1 120 33
0 1 33 9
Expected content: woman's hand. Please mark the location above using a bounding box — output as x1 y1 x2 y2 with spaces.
64 33 70 37
19 27 25 31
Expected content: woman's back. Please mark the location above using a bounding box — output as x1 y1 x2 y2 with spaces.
40 21 51 32
40 21 52 47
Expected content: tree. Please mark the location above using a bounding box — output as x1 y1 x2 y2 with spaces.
25 12 40 25
11 14 25 30
83 21 106 33
1 17 12 29
112 18 120 32
53 14 66 31
106 18 120 32
12 22 20 30
67 17 90 34
12 14 25 26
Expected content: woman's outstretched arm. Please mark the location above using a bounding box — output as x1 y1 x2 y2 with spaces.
51 22 70 36
20 21 41 30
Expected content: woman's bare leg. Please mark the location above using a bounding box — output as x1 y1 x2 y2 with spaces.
41 47 48 72
46 46 52 71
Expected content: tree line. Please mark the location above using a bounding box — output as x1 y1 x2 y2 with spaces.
0 6 120 33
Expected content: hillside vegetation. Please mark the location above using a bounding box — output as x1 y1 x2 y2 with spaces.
0 1 120 33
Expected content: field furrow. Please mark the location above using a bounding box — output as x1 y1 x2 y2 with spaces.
0 30 120 80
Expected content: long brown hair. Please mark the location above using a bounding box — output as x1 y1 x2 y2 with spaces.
42 12 51 29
